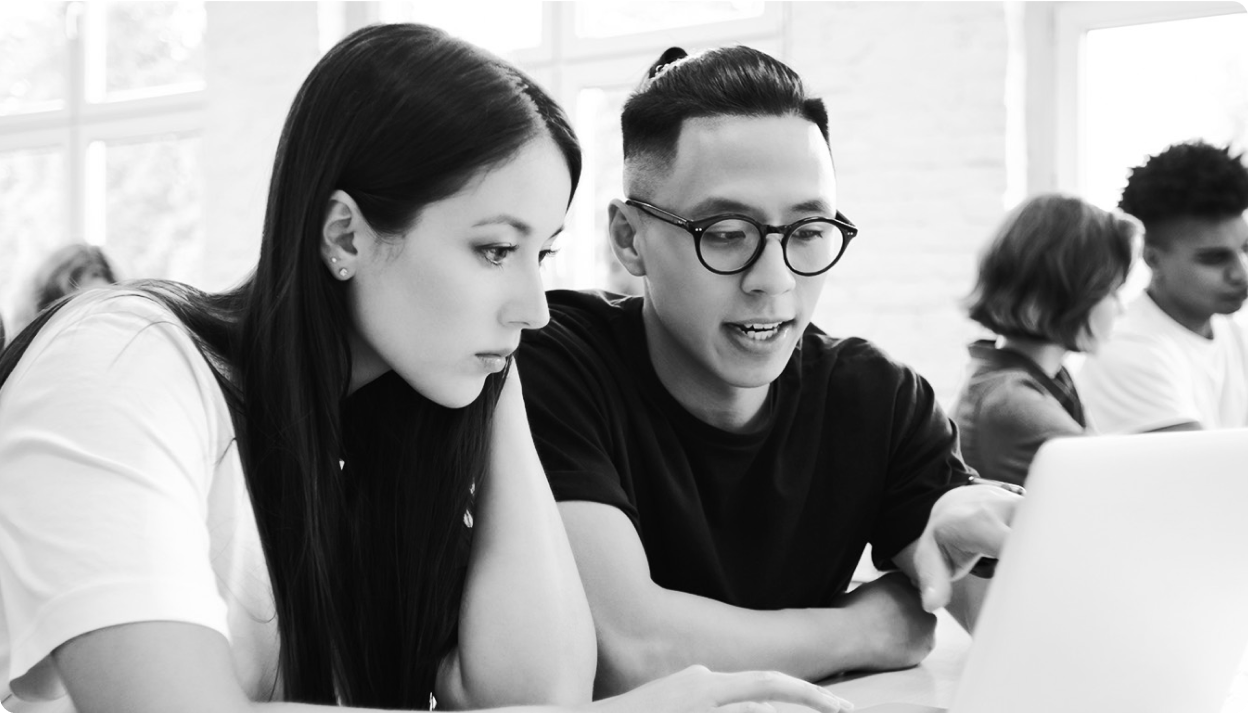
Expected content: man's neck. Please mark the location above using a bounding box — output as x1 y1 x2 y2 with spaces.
996 336 1067 377
641 302 772 434
1147 286 1214 339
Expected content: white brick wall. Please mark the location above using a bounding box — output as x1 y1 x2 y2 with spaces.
193 2 1013 406
788 2 1010 407
201 2 320 292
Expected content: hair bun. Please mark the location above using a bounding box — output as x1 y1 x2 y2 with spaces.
648 47 689 79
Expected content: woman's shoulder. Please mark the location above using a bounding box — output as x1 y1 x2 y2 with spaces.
30 288 202 355
5 288 226 408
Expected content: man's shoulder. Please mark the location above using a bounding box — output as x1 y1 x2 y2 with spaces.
520 290 633 357
528 289 638 343
795 329 929 411
519 290 644 392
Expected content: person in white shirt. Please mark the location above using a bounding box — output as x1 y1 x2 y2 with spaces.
1078 141 1248 433
0 24 848 713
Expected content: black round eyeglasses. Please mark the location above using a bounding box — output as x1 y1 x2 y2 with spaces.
625 198 860 276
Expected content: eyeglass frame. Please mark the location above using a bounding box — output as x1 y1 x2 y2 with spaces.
624 198 860 276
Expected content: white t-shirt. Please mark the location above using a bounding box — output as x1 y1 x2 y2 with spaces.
1076 292 1248 433
0 292 280 710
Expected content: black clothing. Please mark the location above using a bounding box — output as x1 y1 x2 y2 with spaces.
519 290 971 609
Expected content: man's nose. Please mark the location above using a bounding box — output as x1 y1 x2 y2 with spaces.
740 234 796 295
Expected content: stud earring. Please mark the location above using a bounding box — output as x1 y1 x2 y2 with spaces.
338 268 349 278
330 257 338 264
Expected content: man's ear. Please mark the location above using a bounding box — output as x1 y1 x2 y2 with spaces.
1141 243 1161 271
322 190 367 280
608 199 646 277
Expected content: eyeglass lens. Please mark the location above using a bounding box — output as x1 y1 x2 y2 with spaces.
700 219 845 273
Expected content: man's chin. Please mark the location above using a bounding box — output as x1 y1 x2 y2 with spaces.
718 357 792 390
1215 297 1248 314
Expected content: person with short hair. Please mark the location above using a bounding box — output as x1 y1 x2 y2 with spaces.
1077 141 1248 433
9 243 119 336
951 193 1140 485
518 46 1020 695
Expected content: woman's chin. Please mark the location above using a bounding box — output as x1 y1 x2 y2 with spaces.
420 378 487 410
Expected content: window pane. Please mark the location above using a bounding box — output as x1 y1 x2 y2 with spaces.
0 148 67 322
98 1 206 100
100 135 203 283
576 1 765 39
1082 13 1248 211
380 1 543 55
0 3 68 115
553 86 641 294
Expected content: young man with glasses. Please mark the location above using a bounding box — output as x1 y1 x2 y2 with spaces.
518 46 1020 695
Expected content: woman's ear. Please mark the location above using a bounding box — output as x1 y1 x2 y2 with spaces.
608 200 646 277
322 190 366 281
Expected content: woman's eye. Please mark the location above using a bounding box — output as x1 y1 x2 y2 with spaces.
538 248 559 265
479 245 517 266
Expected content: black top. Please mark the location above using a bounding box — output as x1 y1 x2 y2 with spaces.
518 290 971 609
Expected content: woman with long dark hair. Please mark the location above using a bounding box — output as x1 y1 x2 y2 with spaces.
0 24 848 713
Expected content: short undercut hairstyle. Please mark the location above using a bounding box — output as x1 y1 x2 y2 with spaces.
1119 141 1248 245
621 45 829 196
967 193 1140 352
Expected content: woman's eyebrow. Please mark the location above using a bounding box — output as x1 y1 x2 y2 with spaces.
473 215 532 236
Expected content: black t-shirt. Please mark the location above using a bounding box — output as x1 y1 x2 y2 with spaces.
519 290 971 609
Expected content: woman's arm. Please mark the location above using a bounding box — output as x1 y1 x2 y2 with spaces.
436 366 597 709
49 621 850 713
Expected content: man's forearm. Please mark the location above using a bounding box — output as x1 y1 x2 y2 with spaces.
593 588 873 696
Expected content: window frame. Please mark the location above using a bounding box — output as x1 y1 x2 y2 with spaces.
339 1 790 290
0 1 205 250
1028 0 1245 196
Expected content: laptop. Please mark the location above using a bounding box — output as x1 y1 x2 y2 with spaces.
862 428 1248 713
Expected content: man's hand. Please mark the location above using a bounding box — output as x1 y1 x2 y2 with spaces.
833 571 937 671
904 484 1021 613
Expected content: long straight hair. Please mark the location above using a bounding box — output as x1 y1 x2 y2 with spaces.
0 24 580 710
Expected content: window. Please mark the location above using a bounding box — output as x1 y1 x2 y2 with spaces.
0 1 205 321
1025 1 1245 301
1048 1 1246 208
366 2 785 293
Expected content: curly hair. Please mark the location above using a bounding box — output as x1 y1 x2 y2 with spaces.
1119 141 1248 234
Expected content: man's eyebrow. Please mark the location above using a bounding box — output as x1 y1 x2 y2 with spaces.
686 197 836 218
790 198 835 215
686 197 757 216
473 215 532 236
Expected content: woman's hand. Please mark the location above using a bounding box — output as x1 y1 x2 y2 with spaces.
590 665 853 713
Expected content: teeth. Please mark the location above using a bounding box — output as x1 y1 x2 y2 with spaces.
735 322 782 340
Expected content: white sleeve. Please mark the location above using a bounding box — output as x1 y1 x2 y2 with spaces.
1076 334 1202 433
0 295 232 688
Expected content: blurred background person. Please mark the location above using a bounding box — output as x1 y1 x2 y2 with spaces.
9 243 120 336
1078 142 1248 433
952 193 1140 485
